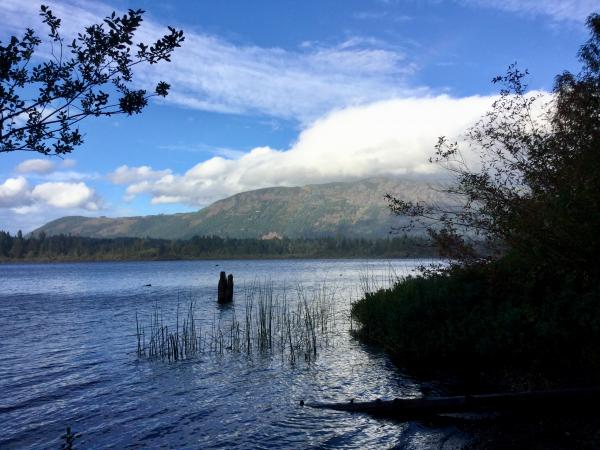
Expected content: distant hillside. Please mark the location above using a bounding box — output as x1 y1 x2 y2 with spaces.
33 177 441 239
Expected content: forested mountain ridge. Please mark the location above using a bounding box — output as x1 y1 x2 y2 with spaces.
33 177 440 239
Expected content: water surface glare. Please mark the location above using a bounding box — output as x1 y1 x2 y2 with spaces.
0 259 456 449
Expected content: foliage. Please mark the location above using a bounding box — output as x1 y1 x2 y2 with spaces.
0 5 184 155
0 230 436 261
388 14 600 276
353 14 600 384
352 260 600 375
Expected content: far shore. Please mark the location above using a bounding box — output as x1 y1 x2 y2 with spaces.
0 254 441 264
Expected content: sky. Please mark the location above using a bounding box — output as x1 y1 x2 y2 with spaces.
0 0 597 233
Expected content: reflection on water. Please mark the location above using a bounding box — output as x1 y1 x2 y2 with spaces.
0 259 459 449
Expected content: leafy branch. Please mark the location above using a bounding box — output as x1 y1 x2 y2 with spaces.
0 5 184 155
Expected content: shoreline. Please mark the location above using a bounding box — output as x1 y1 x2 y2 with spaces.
0 254 440 265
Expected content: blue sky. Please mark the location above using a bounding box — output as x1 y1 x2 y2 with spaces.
0 0 597 232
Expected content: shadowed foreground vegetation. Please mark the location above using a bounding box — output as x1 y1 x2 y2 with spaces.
352 14 600 391
352 258 600 389
0 230 436 261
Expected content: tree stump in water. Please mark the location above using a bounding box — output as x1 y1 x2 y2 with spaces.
226 274 234 302
218 271 234 303
218 271 227 302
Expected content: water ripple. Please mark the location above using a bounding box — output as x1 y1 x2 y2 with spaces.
0 259 458 449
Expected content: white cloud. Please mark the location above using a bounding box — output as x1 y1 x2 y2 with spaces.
109 165 173 184
62 159 77 169
42 170 101 182
459 0 598 22
0 175 101 215
0 0 587 129
0 157 101 230
15 159 56 174
31 182 101 210
0 177 31 208
137 30 419 123
116 94 502 207
14 158 86 179
12 157 97 183
0 0 421 123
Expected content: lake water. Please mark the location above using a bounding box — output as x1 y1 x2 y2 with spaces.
0 259 463 449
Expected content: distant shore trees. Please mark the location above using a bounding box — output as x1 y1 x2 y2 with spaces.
0 230 436 261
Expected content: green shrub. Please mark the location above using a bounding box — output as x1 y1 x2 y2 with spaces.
351 258 600 378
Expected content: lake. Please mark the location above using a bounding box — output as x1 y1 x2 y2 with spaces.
0 259 463 449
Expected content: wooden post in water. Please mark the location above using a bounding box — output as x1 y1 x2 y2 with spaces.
218 271 234 303
218 271 227 303
227 274 234 302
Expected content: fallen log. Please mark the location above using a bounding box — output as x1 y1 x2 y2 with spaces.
306 388 600 419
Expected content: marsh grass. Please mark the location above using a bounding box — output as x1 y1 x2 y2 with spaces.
358 262 401 296
136 299 201 362
135 281 345 365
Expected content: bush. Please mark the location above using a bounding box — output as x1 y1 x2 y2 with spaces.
353 14 600 387
351 257 600 380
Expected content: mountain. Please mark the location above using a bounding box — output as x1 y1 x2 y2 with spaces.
33 177 440 239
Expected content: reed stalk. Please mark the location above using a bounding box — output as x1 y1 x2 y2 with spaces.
135 281 344 365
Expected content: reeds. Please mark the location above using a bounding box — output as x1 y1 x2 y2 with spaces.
358 262 400 296
136 300 201 362
135 281 345 365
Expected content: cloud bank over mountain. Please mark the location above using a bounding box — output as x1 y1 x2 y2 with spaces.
110 94 498 206
0 0 573 232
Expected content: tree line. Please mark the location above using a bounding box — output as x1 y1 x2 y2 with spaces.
0 230 437 261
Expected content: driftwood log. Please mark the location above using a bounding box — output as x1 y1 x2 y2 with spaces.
307 388 600 419
217 271 234 303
